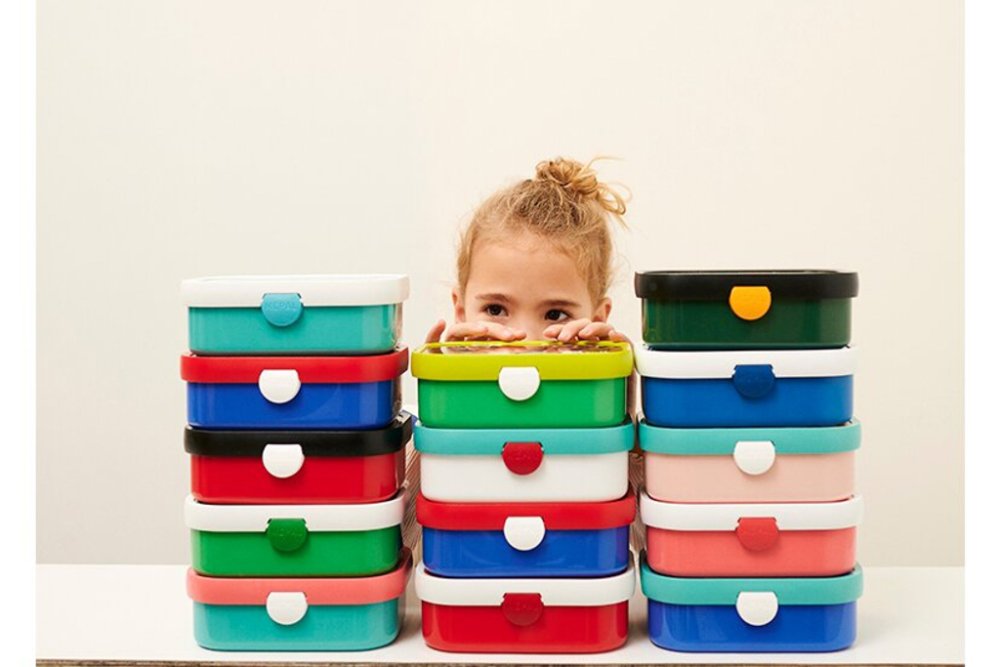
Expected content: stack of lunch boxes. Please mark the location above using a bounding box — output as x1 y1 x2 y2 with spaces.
634 271 863 653
180 275 413 651
411 341 637 653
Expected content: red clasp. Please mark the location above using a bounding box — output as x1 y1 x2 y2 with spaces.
736 517 780 552
502 442 544 475
501 592 544 627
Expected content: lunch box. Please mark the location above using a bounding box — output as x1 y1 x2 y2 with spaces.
641 555 862 652
634 270 858 350
181 349 407 430
640 419 859 503
414 420 632 502
641 492 861 577
636 347 856 428
411 341 632 429
185 413 412 504
183 274 408 355
415 560 635 653
188 551 412 651
186 493 404 577
417 489 635 577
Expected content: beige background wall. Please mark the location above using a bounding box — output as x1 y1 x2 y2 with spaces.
37 0 963 565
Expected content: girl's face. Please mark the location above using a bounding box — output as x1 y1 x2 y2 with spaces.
453 230 611 340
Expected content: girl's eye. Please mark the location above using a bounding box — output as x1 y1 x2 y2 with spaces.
545 309 570 322
484 304 506 317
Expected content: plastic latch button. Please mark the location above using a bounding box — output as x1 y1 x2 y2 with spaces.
736 517 779 552
262 444 305 479
501 592 544 627
733 441 776 475
736 591 779 626
260 293 303 328
502 442 544 475
258 369 301 404
266 592 308 626
731 364 776 399
498 366 541 401
266 518 309 553
729 286 772 321
503 516 546 551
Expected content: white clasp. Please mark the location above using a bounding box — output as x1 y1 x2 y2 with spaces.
258 370 302 404
498 367 541 401
502 516 546 551
266 592 308 625
262 444 305 479
733 440 776 476
736 591 779 626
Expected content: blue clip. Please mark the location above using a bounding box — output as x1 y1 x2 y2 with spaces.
261 293 303 328
731 364 776 399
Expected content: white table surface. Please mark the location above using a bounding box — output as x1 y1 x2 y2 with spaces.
37 564 963 666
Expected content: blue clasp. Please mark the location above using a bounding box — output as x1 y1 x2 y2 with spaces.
261 293 304 328
732 364 776 399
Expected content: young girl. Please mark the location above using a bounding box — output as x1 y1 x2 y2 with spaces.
425 157 629 344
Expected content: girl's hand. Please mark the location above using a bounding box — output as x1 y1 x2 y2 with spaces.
543 319 629 343
425 319 527 344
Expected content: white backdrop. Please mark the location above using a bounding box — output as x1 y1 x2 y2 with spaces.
37 0 962 565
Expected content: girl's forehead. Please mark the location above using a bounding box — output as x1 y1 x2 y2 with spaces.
466 234 591 305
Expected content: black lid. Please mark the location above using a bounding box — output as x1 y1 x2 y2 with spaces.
634 270 859 300
185 412 413 457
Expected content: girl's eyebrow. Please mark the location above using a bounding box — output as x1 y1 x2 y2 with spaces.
475 292 513 304
541 299 582 309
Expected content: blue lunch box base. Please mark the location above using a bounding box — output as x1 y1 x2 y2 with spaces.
186 381 398 430
648 601 857 653
193 599 402 651
641 376 853 428
421 527 630 578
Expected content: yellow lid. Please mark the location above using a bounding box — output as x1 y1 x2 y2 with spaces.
411 341 634 381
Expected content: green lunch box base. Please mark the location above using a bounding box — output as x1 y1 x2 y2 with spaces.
193 598 403 651
190 527 401 577
189 304 399 355
416 378 627 429
642 299 851 350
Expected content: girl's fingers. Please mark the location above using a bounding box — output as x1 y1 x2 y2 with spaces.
442 322 488 341
443 321 526 342
557 319 594 342
609 329 630 343
543 324 564 339
578 322 615 340
424 319 448 344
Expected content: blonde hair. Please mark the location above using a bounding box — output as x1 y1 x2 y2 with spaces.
457 157 628 303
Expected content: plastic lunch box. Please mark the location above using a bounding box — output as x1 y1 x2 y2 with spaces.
641 492 862 577
183 274 408 355
188 550 413 651
186 493 403 577
640 419 860 503
634 270 858 350
641 555 862 652
186 413 412 505
417 489 635 578
181 349 407 430
411 341 633 429
414 420 632 502
415 560 635 653
636 346 856 428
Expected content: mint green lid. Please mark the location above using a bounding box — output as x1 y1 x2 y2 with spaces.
640 555 863 606
639 418 860 455
414 420 634 455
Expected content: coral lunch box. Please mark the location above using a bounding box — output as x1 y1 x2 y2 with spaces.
415 560 635 653
635 270 858 350
186 493 403 577
641 556 862 653
641 492 862 577
186 413 412 505
417 489 635 578
640 419 860 503
411 341 632 429
414 420 632 503
181 349 406 430
636 347 856 428
183 274 408 356
188 551 412 651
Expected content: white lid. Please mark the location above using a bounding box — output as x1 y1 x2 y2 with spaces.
182 274 409 307
640 492 863 531
184 493 404 532
414 560 635 606
634 346 857 379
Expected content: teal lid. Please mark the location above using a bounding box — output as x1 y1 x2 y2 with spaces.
638 418 861 456
414 420 635 456
640 555 863 606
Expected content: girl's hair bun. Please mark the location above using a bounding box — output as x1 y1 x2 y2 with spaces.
535 157 627 218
